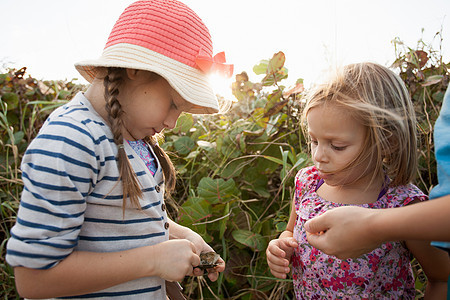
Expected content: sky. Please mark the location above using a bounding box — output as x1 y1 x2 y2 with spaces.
1 0 449 97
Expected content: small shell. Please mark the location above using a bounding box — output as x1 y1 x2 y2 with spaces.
198 252 220 269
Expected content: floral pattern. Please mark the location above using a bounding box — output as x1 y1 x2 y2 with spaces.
291 166 427 300
127 139 157 176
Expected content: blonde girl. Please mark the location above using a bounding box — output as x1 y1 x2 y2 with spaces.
6 0 232 299
266 62 450 299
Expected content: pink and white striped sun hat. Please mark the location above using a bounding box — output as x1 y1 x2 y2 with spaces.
75 0 233 114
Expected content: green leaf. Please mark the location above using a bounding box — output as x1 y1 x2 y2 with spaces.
220 134 241 159
275 221 287 232
219 202 230 239
291 153 309 171
221 159 245 178
0 73 10 84
178 197 214 243
262 70 288 86
172 113 194 134
253 60 269 75
173 136 195 155
197 140 216 152
432 91 444 103
57 90 71 99
251 107 269 129
267 51 285 75
178 197 212 224
8 131 24 145
215 135 223 153
198 177 239 204
1 92 19 110
232 229 266 252
421 75 443 87
261 155 284 165
238 133 246 152
280 147 289 180
242 174 270 198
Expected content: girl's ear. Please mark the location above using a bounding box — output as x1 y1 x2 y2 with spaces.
125 69 140 80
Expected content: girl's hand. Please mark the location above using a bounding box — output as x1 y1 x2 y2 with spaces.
266 237 298 279
152 239 200 282
184 230 225 282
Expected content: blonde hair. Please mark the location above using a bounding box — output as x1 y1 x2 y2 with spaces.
103 68 176 212
301 62 417 186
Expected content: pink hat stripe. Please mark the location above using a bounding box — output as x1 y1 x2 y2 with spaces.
119 3 212 46
108 11 212 50
125 0 211 47
107 26 207 68
105 0 213 69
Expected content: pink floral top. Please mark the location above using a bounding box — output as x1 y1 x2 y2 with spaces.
291 166 427 300
127 139 157 176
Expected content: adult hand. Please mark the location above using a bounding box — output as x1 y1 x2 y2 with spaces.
305 206 382 259
266 237 298 279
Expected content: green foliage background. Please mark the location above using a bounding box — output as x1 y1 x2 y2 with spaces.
1 32 448 299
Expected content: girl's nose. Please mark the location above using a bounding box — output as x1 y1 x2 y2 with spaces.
312 144 328 164
164 110 181 130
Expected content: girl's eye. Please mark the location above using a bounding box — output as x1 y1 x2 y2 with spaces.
332 145 347 151
171 101 178 110
310 140 318 146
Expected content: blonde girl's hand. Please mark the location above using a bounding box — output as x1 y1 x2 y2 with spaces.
152 239 200 282
266 237 298 279
184 230 225 282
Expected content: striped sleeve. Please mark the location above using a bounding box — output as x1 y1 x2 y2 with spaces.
6 115 99 269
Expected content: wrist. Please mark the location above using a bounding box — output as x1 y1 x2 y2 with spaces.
142 244 160 278
366 209 390 244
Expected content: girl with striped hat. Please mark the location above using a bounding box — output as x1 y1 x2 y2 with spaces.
6 1 232 298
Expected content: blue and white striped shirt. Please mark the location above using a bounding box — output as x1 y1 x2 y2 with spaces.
6 92 169 299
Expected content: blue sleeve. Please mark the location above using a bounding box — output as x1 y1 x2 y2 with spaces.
429 85 450 252
430 86 450 199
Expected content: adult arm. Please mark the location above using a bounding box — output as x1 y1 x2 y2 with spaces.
406 239 450 299
305 195 450 259
404 200 450 299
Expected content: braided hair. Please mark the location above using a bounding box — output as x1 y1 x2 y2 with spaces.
103 68 176 212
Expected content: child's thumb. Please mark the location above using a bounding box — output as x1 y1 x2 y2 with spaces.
304 214 328 235
286 237 299 248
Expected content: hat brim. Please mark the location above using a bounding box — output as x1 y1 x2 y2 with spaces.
75 43 219 114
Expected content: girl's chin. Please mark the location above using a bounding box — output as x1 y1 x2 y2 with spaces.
137 129 157 139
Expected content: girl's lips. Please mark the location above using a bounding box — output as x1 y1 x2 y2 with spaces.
149 128 160 136
317 170 332 179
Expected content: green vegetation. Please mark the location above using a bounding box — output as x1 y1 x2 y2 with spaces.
1 32 448 299
0 69 84 298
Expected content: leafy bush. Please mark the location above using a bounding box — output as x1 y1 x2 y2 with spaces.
391 31 449 194
164 51 307 299
0 68 84 298
0 31 448 299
